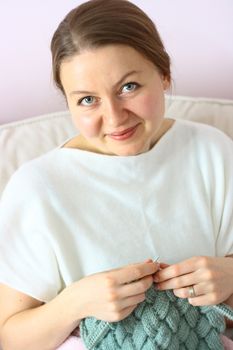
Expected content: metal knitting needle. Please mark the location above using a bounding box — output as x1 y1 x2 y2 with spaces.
153 256 160 263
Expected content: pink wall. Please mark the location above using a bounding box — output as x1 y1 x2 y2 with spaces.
0 0 233 124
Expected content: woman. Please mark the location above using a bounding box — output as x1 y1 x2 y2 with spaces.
0 0 232 349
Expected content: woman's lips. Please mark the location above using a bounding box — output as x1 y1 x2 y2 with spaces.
107 124 140 141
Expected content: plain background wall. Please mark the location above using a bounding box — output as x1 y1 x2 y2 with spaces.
0 0 233 125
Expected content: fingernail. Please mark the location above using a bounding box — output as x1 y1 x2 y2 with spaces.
144 258 153 263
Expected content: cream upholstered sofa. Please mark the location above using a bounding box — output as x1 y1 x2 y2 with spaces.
1 95 233 198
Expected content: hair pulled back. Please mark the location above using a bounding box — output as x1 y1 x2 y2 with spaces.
51 0 171 94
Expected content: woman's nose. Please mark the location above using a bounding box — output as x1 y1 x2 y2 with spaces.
103 99 128 126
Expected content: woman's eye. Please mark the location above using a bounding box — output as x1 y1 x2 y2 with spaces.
78 96 96 106
121 82 138 93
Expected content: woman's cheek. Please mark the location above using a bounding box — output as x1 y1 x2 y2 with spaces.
133 93 164 121
72 114 100 137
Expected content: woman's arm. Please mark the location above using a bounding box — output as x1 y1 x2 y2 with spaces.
224 255 233 328
225 255 233 308
0 260 158 350
0 284 81 350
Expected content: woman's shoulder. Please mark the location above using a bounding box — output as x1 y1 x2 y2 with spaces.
171 120 233 173
174 118 233 147
2 149 61 199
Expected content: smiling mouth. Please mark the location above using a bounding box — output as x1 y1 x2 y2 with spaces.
107 124 140 141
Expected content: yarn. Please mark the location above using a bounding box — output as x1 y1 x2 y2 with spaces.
80 286 233 350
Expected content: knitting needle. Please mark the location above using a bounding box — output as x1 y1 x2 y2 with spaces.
153 256 160 263
153 256 161 272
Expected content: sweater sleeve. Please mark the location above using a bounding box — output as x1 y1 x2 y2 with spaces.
0 163 62 303
213 132 233 256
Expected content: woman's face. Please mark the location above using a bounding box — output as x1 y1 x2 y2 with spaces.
60 44 169 156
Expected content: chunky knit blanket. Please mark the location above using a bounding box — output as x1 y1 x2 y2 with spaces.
80 286 233 350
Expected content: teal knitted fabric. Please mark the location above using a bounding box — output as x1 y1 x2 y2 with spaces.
80 286 233 350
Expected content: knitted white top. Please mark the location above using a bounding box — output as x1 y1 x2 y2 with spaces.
0 119 232 302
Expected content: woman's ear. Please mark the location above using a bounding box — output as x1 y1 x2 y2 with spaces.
163 76 170 91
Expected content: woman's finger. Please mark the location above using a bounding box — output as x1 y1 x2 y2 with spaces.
112 261 159 285
154 257 199 283
188 292 218 306
159 262 170 269
118 275 153 298
156 271 199 290
173 282 213 299
119 292 146 309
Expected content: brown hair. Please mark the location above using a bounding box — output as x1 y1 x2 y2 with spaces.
51 0 171 94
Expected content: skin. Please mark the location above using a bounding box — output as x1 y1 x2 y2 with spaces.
154 256 233 309
60 44 173 156
0 261 159 349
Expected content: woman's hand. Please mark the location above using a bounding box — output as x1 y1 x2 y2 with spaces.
61 259 159 323
153 256 233 306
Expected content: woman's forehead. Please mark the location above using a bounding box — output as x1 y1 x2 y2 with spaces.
60 45 155 86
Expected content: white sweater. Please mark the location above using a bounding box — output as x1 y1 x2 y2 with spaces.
0 120 232 302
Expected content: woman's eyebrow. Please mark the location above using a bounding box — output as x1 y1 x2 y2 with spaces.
69 70 141 97
113 70 141 88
